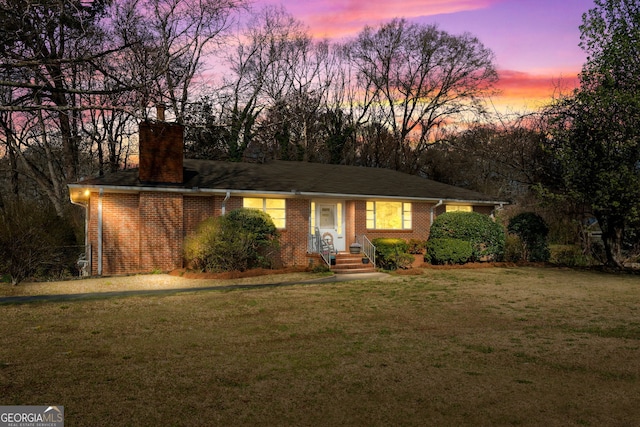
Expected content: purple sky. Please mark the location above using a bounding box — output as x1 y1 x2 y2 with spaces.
252 0 595 112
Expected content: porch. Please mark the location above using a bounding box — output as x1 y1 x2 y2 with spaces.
308 227 376 274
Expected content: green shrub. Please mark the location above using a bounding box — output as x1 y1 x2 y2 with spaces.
426 238 473 265
372 238 414 270
550 245 589 267
503 234 524 262
184 208 279 272
0 201 78 285
407 238 426 254
507 212 550 262
429 212 505 261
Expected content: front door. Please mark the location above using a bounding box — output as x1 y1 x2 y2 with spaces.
316 202 345 252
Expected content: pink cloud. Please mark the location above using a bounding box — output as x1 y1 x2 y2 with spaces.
277 0 503 39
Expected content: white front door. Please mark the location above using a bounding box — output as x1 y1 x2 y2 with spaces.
316 202 345 252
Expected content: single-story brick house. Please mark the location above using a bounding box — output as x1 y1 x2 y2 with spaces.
68 119 505 276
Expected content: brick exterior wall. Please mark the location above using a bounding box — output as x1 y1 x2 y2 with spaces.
87 190 495 276
88 192 141 276
140 192 183 272
183 196 216 236
278 199 310 267
473 205 494 216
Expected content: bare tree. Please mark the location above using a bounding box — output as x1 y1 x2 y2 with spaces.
0 0 246 212
112 0 247 123
344 18 498 173
219 6 331 161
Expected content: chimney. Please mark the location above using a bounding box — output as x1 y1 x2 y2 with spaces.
156 104 165 121
138 111 184 184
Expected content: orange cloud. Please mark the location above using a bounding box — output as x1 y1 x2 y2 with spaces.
491 69 580 112
293 0 502 39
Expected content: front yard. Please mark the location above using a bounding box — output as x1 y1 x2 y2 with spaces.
1 267 639 425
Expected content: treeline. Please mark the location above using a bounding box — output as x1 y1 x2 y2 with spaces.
0 1 504 212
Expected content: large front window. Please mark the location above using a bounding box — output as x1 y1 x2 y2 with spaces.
366 201 412 230
243 198 286 228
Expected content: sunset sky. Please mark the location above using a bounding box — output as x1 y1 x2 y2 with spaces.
253 0 596 114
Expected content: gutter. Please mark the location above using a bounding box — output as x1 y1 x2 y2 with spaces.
67 183 505 206
69 192 90 275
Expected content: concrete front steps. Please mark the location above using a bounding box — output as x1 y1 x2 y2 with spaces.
332 253 376 274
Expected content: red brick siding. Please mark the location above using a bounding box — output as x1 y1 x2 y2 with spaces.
473 205 494 216
98 193 141 275
345 201 356 246
222 196 243 214
138 122 184 183
278 199 310 266
140 192 183 272
183 196 215 236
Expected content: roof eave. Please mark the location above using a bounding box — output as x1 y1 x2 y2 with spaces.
68 183 507 206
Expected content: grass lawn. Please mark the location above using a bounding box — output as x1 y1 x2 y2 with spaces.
1 267 639 426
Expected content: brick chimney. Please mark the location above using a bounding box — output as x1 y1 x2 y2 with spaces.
138 106 184 184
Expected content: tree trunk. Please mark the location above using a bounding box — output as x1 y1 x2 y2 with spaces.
7 133 20 199
597 214 625 269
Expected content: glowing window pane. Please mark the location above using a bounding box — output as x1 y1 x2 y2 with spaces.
266 199 285 209
403 203 412 229
376 202 402 229
446 205 473 212
271 217 286 228
243 198 263 209
310 202 316 233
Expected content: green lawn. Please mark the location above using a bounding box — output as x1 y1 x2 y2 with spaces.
1 267 639 426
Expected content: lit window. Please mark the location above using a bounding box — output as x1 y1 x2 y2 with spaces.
366 201 412 230
243 197 286 228
446 205 473 213
310 201 316 234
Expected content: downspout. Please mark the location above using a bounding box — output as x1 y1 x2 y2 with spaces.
97 188 103 276
69 193 90 275
491 202 505 219
430 199 444 225
221 191 231 215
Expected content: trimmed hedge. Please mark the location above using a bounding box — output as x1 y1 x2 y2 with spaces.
429 212 505 262
372 238 414 270
426 238 473 265
184 208 279 272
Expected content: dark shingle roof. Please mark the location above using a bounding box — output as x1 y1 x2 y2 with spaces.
74 159 503 204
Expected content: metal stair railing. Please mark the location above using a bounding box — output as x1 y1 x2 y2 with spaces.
309 227 332 266
357 234 376 267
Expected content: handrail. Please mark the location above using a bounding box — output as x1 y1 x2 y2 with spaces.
309 227 331 266
357 235 376 267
